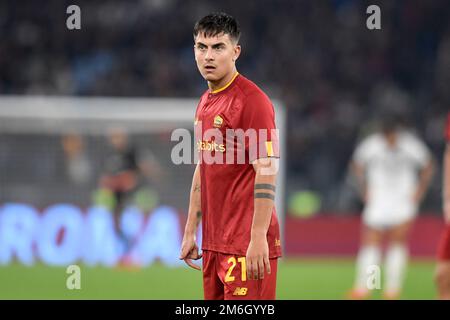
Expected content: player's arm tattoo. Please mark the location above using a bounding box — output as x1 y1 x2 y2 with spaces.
254 193 275 201
254 184 276 201
254 184 276 192
193 184 201 192
195 210 202 226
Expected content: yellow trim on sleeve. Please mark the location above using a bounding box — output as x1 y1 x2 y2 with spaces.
266 141 274 157
210 72 239 94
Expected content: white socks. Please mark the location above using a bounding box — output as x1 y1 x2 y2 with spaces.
384 244 408 295
354 245 382 291
354 244 408 296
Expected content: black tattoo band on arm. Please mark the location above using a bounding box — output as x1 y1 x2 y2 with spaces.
254 193 275 200
254 184 276 192
196 211 202 219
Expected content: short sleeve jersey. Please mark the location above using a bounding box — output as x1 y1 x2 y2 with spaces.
194 73 282 258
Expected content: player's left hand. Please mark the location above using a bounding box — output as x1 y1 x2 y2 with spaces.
246 235 271 280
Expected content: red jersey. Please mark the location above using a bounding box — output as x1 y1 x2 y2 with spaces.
194 73 282 258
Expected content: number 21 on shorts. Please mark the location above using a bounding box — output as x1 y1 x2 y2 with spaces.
225 257 246 282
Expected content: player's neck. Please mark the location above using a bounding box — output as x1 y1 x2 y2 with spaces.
208 69 239 93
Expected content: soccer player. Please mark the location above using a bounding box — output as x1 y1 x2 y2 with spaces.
99 129 140 251
348 117 434 299
179 12 282 300
435 113 450 300
99 128 163 253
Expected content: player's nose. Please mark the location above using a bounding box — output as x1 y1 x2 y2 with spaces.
204 48 214 60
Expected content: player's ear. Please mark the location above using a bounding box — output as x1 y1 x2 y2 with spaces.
233 44 241 62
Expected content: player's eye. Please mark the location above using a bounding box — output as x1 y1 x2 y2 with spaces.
196 45 207 51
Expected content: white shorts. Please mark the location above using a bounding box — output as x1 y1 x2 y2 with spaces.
363 202 417 230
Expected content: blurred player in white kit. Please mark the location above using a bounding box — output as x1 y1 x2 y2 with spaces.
348 116 434 299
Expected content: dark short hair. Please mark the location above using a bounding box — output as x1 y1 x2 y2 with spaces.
193 12 241 43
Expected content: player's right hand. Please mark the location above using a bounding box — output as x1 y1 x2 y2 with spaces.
179 235 202 271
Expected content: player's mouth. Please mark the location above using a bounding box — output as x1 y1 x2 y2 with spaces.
204 65 216 72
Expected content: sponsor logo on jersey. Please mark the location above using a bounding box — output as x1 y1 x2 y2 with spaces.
197 140 226 153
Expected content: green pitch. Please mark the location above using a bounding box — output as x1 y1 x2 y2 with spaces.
0 258 437 300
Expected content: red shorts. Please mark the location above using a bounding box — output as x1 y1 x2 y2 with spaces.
437 224 450 261
202 250 278 300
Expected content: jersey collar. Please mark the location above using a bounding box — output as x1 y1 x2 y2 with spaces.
209 72 239 94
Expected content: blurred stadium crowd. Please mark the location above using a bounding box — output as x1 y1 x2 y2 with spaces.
0 0 449 213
